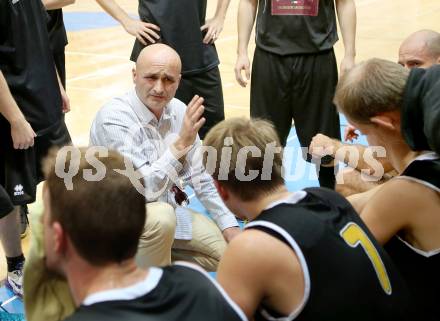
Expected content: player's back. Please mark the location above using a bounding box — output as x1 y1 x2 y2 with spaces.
248 187 413 321
65 263 246 321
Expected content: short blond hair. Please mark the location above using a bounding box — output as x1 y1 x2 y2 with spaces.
203 118 284 201
334 58 410 123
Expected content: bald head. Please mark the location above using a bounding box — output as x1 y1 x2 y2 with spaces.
133 44 182 117
399 29 440 69
136 44 182 73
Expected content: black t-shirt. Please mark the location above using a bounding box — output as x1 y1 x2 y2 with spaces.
131 0 219 75
64 264 245 321
0 0 62 135
384 157 440 321
255 0 339 55
248 188 413 321
47 9 68 54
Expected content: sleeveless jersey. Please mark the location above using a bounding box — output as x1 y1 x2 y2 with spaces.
248 187 413 321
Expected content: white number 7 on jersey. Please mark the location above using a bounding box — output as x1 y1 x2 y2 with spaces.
340 222 392 295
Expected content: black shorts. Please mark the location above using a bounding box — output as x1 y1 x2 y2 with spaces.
175 66 225 139
0 120 71 206
0 185 14 219
250 47 341 148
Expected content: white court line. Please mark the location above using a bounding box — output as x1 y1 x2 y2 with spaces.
1 295 18 307
67 63 132 83
223 82 235 88
287 133 298 143
224 104 248 111
65 51 128 60
216 35 236 44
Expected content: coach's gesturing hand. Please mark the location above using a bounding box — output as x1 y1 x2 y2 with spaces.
173 95 205 159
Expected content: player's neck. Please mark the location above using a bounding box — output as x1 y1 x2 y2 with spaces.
248 185 292 221
387 141 423 173
66 258 148 307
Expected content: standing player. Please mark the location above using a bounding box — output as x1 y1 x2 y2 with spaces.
235 0 356 189
0 0 71 297
96 0 231 139
43 0 76 88
203 118 412 321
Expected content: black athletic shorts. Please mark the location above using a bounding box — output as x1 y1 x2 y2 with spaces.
0 185 14 219
0 120 71 206
250 47 341 149
175 66 225 140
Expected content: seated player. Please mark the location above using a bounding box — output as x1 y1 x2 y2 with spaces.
310 29 440 196
335 58 440 321
203 117 412 321
39 147 246 321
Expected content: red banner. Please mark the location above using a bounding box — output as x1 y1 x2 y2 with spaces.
272 0 319 16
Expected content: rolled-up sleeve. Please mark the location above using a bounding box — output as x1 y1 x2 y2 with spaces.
184 140 238 231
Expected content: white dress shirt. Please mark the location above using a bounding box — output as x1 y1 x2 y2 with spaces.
90 89 238 239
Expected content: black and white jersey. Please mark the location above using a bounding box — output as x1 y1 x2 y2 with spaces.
0 0 62 136
248 188 413 321
385 153 440 321
65 263 247 321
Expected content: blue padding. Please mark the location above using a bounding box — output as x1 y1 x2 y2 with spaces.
0 284 24 315
64 12 129 31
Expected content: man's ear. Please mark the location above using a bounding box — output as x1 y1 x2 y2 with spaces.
214 179 229 201
370 114 396 131
132 67 137 84
52 222 67 255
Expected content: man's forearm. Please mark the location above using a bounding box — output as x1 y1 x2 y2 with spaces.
95 0 132 29
0 71 25 125
42 0 75 10
237 0 258 55
214 0 231 19
335 0 356 57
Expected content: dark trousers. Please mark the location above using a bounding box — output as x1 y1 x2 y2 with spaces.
250 47 340 188
176 66 225 139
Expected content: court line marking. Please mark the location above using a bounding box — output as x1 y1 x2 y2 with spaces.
1 295 18 307
65 51 128 60
67 63 133 83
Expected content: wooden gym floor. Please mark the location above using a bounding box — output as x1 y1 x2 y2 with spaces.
1 0 440 315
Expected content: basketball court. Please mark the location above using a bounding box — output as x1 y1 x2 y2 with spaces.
1 0 440 318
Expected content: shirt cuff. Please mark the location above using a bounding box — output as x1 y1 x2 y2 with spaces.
162 147 183 177
215 212 239 231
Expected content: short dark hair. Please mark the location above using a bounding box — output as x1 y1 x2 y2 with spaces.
43 147 146 265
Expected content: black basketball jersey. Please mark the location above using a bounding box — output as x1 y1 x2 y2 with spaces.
132 0 219 75
385 155 440 321
47 9 68 54
255 0 339 55
64 263 246 321
247 188 412 321
0 0 62 136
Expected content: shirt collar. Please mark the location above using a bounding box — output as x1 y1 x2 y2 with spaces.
129 88 176 125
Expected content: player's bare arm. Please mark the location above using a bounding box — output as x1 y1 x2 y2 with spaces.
218 229 304 319
0 71 36 149
96 0 160 45
235 0 257 87
335 0 357 75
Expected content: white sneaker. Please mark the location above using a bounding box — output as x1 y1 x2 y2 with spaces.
6 265 24 298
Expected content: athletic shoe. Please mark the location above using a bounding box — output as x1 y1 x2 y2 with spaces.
5 262 24 298
20 205 29 239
